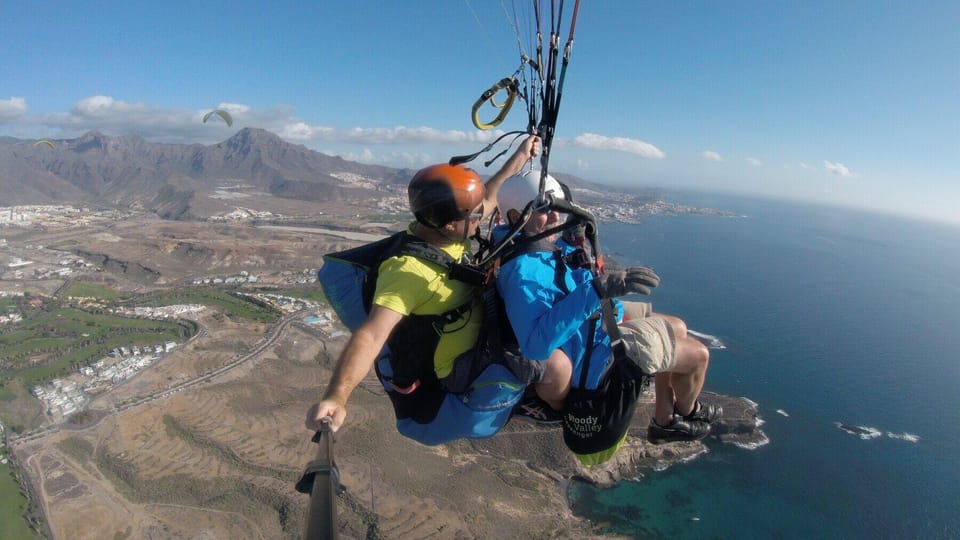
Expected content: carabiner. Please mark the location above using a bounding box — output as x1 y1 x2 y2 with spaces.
471 77 518 130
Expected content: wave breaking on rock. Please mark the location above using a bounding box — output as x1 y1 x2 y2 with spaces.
836 423 882 439
837 423 920 443
687 329 727 349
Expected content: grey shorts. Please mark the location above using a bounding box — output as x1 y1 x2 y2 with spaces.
617 314 677 374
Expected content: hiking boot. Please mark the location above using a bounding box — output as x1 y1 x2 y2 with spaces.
678 400 723 424
647 415 711 444
510 395 562 426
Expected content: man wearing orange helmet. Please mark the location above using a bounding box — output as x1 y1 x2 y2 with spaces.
305 135 540 443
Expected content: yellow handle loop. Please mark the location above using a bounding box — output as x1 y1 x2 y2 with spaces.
471 77 518 130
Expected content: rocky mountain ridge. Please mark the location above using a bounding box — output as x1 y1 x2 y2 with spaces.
0 129 412 216
1 129 652 222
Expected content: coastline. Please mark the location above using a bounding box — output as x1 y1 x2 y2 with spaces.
3 214 763 538
326 386 766 538
273 221 768 535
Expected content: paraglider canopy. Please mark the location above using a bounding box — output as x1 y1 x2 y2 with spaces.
202 109 233 127
32 139 54 149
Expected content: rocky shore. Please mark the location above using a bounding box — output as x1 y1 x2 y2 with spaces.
325 384 766 538
465 391 765 489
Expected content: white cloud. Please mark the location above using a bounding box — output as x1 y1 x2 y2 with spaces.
334 126 513 146
15 96 323 143
576 158 590 171
29 96 507 147
340 126 479 145
702 150 723 162
0 97 28 121
800 162 811 169
824 160 854 177
746 157 762 167
63 96 193 132
337 148 432 167
278 122 334 140
392 151 433 167
569 133 665 159
4 96 670 169
72 96 147 118
348 148 376 163
215 102 250 114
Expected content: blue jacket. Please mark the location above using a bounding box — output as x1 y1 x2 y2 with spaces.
496 237 617 390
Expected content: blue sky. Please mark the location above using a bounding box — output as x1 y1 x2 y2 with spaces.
2 1 958 224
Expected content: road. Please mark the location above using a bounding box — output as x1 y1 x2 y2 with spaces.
10 309 306 445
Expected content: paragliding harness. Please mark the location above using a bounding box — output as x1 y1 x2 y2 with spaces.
561 296 650 463
456 0 648 463
483 189 653 465
316 230 542 437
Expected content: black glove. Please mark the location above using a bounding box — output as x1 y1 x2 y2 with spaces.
593 266 660 298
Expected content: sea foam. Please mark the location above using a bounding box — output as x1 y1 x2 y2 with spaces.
836 422 882 439
687 329 727 349
886 432 920 443
652 446 709 472
732 432 770 450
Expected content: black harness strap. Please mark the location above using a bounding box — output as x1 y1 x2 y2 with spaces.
399 237 459 267
579 313 600 389
601 297 642 374
374 235 478 403
394 237 478 325
528 241 643 388
486 216 581 267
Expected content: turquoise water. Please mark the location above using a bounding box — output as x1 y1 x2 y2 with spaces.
569 195 960 539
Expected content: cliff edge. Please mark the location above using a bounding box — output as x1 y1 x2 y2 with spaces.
324 385 765 538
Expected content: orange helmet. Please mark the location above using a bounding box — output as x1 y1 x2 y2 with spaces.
408 164 485 228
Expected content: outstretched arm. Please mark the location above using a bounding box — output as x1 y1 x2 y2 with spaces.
482 134 540 219
305 306 403 432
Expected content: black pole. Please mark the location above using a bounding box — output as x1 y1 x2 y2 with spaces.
302 421 338 540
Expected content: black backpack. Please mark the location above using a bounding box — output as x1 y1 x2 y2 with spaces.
318 231 528 424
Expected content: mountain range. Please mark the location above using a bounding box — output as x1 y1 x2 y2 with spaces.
0 129 415 219
0 129 623 221
0 128 632 219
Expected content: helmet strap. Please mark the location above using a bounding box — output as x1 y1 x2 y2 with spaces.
413 221 461 247
443 214 471 244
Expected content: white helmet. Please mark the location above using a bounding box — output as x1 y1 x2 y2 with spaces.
497 169 565 216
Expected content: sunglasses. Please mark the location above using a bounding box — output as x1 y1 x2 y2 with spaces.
467 205 485 221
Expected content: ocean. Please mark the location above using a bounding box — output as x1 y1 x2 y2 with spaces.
568 193 960 539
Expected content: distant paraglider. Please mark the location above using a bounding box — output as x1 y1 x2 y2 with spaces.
33 139 55 149
202 109 233 127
